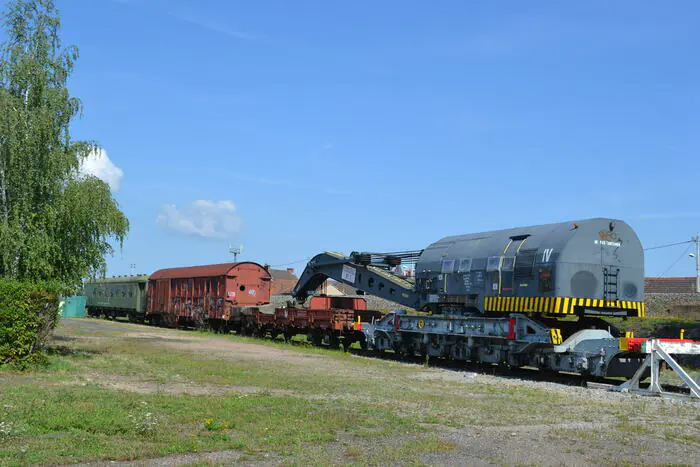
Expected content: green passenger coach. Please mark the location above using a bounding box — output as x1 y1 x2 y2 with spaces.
84 275 150 322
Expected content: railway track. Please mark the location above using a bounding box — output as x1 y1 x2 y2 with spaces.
232 330 698 399
84 311 700 400
357 347 696 398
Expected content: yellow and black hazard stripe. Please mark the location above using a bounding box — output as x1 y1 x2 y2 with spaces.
549 328 563 344
483 296 645 317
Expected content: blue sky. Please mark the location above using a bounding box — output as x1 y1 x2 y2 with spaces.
13 0 700 276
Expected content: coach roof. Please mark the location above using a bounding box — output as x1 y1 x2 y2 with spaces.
149 262 270 280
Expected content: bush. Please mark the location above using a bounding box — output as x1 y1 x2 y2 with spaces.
0 280 66 367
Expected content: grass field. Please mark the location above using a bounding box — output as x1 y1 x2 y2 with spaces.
608 316 698 339
0 318 698 466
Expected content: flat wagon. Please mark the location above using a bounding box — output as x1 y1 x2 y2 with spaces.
240 296 382 350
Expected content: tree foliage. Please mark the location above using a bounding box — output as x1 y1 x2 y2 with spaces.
0 0 128 290
0 279 65 367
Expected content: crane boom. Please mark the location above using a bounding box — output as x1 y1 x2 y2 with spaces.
292 251 420 309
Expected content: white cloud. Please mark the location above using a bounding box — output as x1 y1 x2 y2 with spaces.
169 10 256 41
157 200 243 239
79 148 124 192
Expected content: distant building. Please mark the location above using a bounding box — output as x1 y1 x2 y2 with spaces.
314 280 353 297
269 268 298 295
313 280 406 311
644 276 699 319
645 277 697 294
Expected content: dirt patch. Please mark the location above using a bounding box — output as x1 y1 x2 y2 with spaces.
423 422 697 466
410 370 480 382
74 372 296 397
153 335 328 366
70 449 281 467
60 318 150 333
90 325 332 367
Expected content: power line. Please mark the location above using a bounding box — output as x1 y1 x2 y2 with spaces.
659 244 693 277
644 240 692 251
267 257 313 268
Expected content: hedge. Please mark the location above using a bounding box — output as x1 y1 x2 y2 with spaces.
0 280 66 367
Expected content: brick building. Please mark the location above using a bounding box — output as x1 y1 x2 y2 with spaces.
645 277 697 294
269 268 298 295
644 277 700 319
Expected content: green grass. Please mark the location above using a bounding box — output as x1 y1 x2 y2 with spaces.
0 372 421 465
0 384 420 465
0 318 698 466
608 316 698 338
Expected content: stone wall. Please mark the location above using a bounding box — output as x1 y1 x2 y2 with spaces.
645 293 700 319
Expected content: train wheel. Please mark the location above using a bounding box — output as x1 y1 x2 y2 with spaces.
360 338 368 351
329 334 340 350
341 338 352 352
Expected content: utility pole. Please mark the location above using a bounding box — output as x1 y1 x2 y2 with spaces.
694 236 700 294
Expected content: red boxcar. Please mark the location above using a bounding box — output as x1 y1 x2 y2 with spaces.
147 262 271 328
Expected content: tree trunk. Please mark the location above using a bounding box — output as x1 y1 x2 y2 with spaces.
0 163 7 222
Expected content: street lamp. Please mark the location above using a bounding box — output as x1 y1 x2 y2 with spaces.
692 236 700 294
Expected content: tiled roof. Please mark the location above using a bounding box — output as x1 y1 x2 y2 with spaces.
270 269 298 281
645 277 697 294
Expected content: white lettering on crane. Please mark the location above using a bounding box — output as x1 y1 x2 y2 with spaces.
542 248 554 263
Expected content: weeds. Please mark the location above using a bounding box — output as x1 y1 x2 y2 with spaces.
128 401 159 435
0 421 13 439
204 418 230 432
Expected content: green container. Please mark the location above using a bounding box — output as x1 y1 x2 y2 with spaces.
60 295 87 318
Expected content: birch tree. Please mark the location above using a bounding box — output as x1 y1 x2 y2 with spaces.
0 0 128 289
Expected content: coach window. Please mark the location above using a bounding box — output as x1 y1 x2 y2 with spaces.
501 257 515 271
539 267 554 293
458 258 472 273
486 256 501 272
441 259 455 274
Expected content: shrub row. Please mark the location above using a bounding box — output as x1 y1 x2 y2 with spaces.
0 280 67 367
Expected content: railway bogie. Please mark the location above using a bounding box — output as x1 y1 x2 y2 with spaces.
362 310 648 378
